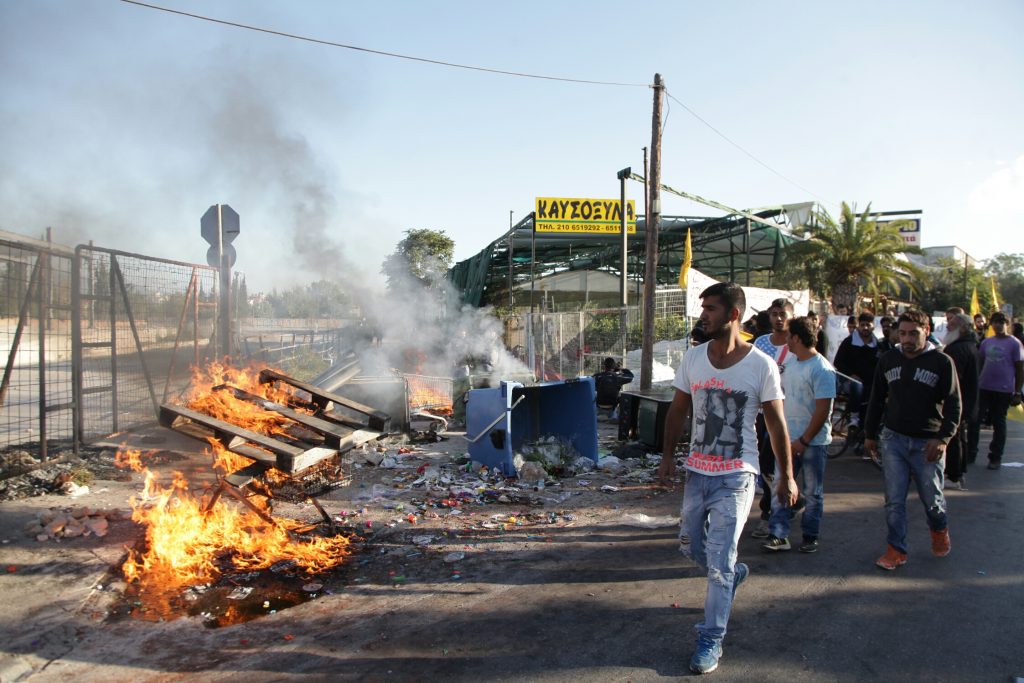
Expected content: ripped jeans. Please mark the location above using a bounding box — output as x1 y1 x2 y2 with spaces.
679 470 756 644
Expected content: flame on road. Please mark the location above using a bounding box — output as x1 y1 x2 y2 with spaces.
116 363 350 593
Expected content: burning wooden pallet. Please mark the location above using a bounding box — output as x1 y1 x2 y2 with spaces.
159 368 392 525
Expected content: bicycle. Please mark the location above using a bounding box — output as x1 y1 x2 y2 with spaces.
826 393 882 469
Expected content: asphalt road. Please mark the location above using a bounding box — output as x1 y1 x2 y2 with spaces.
1 419 1022 682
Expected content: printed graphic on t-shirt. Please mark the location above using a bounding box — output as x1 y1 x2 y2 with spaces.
689 386 749 472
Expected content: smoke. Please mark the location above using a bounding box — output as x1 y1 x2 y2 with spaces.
0 28 378 291
351 269 530 384
196 68 354 279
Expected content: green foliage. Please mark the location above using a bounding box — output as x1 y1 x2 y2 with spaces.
262 280 351 319
779 202 923 311
982 252 1024 316
907 252 1022 317
381 229 455 291
279 347 332 382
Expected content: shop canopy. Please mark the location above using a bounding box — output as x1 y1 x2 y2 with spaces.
449 202 811 308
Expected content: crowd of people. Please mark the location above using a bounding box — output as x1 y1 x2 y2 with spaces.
653 282 1023 675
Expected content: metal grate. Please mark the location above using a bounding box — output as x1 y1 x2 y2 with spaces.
404 374 454 412
73 246 220 444
0 235 75 457
262 453 347 502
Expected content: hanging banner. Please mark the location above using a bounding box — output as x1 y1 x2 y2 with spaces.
535 197 636 234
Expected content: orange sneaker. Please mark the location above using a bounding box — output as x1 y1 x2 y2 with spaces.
931 529 951 557
875 545 908 570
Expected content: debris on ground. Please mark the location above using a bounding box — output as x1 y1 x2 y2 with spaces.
24 505 128 541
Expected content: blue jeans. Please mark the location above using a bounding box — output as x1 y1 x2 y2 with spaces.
768 444 826 540
880 428 948 554
679 471 756 644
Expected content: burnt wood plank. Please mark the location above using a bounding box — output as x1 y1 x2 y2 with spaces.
216 385 353 448
258 368 391 432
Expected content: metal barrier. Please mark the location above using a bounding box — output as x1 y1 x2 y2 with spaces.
71 245 220 446
505 287 690 380
0 234 75 459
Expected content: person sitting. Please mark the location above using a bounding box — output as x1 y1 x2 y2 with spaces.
593 357 634 418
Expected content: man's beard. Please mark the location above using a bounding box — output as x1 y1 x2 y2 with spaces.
943 326 962 346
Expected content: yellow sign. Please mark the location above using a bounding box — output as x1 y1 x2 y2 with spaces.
535 197 637 234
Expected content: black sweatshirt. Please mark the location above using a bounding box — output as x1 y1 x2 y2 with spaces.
864 344 961 443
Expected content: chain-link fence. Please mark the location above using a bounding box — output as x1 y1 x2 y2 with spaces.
504 286 691 380
0 235 75 458
72 245 220 444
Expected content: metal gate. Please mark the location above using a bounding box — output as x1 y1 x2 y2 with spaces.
71 245 220 445
0 233 75 459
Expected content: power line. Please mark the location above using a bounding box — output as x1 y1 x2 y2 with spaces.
118 0 650 88
665 89 832 206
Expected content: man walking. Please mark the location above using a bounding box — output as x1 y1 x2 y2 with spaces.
762 316 836 554
658 282 798 674
972 312 1024 470
942 313 979 489
834 312 881 431
864 309 961 570
750 297 794 538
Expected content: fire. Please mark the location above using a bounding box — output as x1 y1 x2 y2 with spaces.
116 447 350 588
184 360 305 440
406 375 453 415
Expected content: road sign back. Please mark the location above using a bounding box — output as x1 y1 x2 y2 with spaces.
201 204 240 245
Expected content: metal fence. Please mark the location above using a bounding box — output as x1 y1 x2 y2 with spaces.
71 245 220 444
505 286 690 380
0 235 75 458
236 319 349 380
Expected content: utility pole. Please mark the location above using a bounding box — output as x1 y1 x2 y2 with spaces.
617 167 631 364
508 210 514 308
640 73 664 390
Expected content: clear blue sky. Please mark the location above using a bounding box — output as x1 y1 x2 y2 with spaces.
2 0 1021 292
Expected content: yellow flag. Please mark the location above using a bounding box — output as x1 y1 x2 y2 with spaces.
985 277 1000 338
678 228 692 288
970 287 980 317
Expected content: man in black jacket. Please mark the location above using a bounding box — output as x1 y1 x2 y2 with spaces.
942 313 979 489
834 312 881 429
865 309 961 571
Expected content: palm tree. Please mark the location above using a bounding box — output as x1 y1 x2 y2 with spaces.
781 202 921 312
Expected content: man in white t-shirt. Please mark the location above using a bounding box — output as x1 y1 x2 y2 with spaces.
658 282 798 675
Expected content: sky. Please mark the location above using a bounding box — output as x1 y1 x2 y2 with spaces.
1 0 1022 293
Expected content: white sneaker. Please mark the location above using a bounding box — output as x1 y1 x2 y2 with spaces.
751 520 770 539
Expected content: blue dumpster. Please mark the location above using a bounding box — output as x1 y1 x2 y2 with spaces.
465 378 599 476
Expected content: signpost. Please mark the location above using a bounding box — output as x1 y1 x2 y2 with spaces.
201 204 239 359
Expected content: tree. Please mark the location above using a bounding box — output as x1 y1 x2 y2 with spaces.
381 229 455 291
778 202 922 312
982 252 1024 317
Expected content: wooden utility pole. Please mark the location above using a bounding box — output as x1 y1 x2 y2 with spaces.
640 74 664 390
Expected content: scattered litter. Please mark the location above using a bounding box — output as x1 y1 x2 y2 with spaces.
1000 462 1024 468
597 455 624 473
412 535 436 546
226 586 254 600
517 461 546 483
60 481 90 497
600 485 620 493
443 552 465 563
302 582 323 593
618 513 678 528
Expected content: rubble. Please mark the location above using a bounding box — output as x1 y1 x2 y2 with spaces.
24 505 127 541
